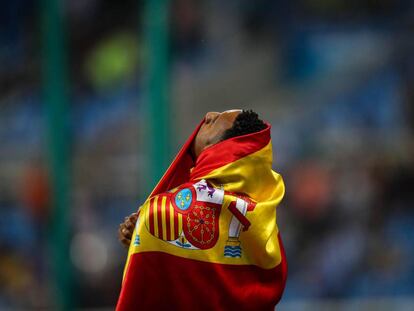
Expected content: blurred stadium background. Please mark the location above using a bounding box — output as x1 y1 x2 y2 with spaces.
1 0 414 310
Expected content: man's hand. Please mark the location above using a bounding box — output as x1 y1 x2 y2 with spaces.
118 212 138 249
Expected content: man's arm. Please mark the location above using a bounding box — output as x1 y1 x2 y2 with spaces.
118 212 138 249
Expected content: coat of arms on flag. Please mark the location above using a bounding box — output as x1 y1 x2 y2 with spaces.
144 181 223 250
143 180 256 252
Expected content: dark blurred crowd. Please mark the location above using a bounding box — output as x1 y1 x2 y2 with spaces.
1 0 414 309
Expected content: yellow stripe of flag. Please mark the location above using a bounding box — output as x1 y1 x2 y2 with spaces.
178 213 182 234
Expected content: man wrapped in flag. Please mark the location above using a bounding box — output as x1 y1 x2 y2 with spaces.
117 110 287 310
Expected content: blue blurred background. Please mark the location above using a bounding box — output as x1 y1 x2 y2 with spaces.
1 0 414 310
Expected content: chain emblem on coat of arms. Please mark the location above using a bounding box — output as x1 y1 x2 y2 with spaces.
186 205 216 247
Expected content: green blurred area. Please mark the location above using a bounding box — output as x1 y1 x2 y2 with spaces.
85 32 140 90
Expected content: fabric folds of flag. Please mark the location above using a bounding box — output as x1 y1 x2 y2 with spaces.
116 121 287 311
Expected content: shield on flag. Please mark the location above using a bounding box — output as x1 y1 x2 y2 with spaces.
183 202 221 249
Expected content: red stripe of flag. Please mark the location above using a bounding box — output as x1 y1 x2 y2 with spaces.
174 208 179 238
116 232 288 311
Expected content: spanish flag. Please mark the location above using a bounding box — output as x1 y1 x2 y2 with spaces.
116 121 287 310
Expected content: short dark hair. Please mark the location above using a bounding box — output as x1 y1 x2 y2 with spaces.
222 110 267 140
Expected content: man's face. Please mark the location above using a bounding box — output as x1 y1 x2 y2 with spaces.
192 109 242 158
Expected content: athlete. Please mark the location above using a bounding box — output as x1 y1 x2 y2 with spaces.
117 110 287 311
